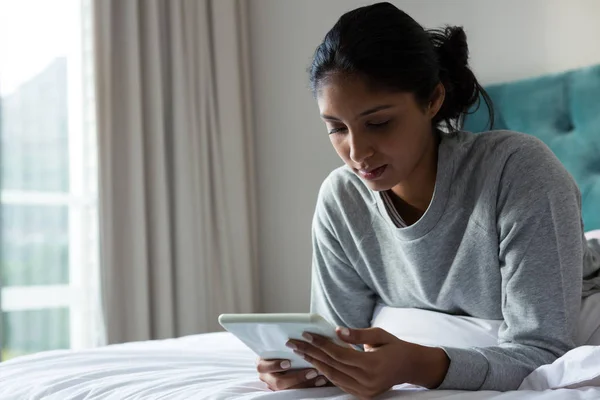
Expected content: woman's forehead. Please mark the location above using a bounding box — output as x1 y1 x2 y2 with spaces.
317 78 412 118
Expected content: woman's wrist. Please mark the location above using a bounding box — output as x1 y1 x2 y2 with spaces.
409 345 450 389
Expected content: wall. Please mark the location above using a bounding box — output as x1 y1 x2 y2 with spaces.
248 0 600 313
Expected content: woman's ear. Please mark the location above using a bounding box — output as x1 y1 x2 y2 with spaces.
427 83 445 119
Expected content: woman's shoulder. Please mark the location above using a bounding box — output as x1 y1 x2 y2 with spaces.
478 130 567 174
445 130 578 204
455 130 578 197
452 129 550 154
449 130 564 175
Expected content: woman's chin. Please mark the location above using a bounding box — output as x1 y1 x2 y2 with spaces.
363 178 395 192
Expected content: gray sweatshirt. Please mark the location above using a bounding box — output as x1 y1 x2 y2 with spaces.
310 130 592 391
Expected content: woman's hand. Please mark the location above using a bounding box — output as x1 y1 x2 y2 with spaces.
256 358 329 391
286 327 450 399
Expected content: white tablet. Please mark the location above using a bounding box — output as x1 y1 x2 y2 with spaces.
218 313 357 369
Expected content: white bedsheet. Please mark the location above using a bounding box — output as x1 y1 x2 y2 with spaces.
0 332 599 400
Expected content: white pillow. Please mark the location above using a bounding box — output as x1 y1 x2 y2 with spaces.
371 304 501 348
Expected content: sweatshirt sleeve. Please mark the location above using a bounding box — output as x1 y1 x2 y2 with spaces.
437 137 585 391
309 175 377 330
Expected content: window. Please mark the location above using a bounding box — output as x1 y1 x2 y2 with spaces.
0 0 101 360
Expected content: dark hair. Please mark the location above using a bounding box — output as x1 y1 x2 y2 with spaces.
309 2 494 131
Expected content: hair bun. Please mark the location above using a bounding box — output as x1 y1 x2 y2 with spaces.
428 25 483 125
436 26 468 67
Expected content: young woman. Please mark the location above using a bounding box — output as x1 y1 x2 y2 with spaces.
256 2 596 397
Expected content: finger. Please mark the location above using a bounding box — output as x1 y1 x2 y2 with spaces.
288 375 330 389
296 350 364 394
306 333 363 361
288 340 364 379
291 334 365 368
259 368 321 391
336 327 394 347
256 358 292 374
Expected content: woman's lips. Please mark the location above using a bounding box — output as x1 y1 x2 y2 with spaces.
358 165 387 180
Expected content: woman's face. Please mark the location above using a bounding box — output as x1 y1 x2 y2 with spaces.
316 74 443 191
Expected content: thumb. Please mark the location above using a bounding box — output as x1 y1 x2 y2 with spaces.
336 326 394 346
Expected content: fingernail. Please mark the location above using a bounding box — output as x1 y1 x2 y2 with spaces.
339 327 350 337
305 370 318 380
285 341 297 350
302 332 313 343
280 360 291 370
315 377 327 387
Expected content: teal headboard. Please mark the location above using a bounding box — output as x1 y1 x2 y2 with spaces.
463 64 600 231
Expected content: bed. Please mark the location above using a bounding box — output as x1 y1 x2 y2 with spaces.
2 66 600 399
1 328 600 400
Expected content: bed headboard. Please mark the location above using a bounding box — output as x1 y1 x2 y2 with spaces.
463 64 600 231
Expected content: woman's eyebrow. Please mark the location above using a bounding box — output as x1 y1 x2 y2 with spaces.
358 104 394 116
321 104 394 121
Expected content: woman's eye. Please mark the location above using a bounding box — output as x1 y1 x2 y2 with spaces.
328 126 347 134
367 120 390 129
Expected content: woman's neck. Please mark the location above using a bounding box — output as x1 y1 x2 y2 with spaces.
389 132 439 225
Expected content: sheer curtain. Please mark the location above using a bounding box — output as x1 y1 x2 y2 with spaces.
0 0 103 360
93 0 259 343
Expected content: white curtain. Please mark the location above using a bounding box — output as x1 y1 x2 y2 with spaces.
93 0 258 344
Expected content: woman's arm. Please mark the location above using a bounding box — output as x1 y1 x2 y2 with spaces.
310 174 377 330
437 139 585 391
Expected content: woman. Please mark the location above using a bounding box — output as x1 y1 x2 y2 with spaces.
257 2 594 397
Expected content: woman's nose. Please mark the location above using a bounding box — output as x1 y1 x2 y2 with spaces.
348 132 374 164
